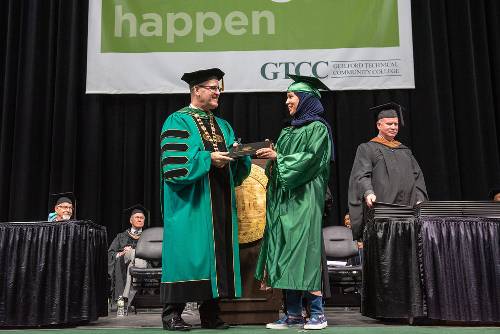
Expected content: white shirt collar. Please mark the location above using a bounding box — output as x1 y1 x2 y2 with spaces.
130 227 142 235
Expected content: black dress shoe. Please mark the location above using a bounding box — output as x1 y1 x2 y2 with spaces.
200 318 230 329
163 316 192 331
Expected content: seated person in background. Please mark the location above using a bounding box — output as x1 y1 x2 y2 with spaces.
489 188 500 202
108 204 149 311
343 213 363 266
48 192 75 221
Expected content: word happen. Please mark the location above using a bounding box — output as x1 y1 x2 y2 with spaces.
114 6 276 43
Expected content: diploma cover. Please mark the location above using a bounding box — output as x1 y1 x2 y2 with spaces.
228 141 272 158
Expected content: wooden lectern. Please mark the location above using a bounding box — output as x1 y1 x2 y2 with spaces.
219 160 282 324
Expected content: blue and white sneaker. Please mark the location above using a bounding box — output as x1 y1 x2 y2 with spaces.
266 315 305 329
303 314 328 330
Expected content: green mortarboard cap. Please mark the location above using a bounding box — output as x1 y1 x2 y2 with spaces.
181 68 225 87
370 102 405 126
287 74 330 98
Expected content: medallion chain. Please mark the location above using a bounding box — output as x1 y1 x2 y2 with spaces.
193 112 219 152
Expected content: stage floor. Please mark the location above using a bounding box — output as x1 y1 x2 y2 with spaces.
3 307 499 333
81 307 499 332
87 307 379 329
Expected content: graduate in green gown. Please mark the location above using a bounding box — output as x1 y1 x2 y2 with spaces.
160 68 251 331
255 75 333 330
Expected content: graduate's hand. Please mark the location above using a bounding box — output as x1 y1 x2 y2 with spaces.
365 194 376 208
211 151 233 168
256 140 277 160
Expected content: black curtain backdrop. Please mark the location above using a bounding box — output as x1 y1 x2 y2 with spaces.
1 0 500 239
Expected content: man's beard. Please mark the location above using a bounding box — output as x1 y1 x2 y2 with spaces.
61 214 72 220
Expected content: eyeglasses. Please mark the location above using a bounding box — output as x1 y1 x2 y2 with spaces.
57 205 73 210
197 85 222 93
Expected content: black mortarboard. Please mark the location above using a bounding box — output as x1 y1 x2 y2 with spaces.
181 68 225 87
370 102 405 126
488 187 500 200
48 192 76 218
123 204 150 227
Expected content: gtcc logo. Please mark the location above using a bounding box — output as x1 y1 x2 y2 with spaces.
260 61 330 80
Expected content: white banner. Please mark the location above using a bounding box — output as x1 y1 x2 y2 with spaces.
86 0 415 94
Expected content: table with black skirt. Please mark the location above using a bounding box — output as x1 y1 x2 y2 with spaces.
362 203 500 324
0 220 108 326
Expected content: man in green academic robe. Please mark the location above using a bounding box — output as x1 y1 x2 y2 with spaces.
160 68 251 331
255 75 333 330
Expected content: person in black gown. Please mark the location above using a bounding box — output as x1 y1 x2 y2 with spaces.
348 103 428 239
